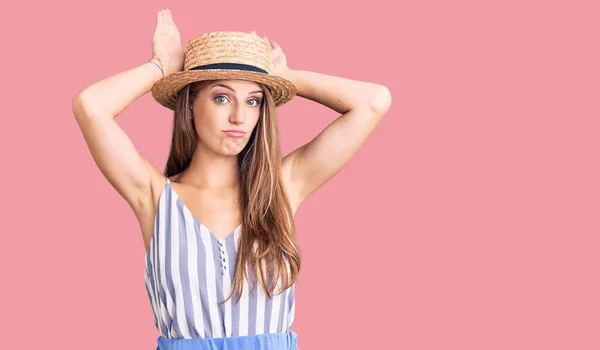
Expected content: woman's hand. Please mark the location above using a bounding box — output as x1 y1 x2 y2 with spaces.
250 31 290 78
152 9 184 76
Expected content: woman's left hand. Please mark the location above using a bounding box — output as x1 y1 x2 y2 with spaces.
250 31 290 77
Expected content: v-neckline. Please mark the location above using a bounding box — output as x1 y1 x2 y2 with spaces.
167 179 241 242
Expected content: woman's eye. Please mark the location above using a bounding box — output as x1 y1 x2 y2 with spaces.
215 95 229 104
215 95 261 106
248 98 262 106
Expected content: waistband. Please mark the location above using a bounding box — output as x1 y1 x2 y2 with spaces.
156 331 298 350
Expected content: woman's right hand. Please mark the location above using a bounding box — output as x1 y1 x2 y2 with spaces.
152 9 184 76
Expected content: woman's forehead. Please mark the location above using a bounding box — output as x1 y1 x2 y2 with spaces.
214 79 261 89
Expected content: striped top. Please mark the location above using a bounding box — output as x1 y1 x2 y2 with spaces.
144 177 296 339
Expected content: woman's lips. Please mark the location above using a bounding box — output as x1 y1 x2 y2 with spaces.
224 130 246 137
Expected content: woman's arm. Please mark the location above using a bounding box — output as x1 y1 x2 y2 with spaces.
74 59 163 118
279 67 392 209
280 68 391 115
73 9 183 209
72 60 165 208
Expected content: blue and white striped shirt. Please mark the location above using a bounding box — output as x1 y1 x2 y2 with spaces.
144 177 296 339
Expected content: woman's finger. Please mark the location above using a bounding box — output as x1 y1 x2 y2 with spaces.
263 36 273 49
161 9 175 34
165 10 175 30
158 9 168 30
156 10 162 28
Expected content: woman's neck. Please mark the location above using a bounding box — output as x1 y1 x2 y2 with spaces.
179 144 239 189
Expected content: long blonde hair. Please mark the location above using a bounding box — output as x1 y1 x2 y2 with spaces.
164 80 301 304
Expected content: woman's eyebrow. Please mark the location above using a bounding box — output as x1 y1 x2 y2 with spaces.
210 83 263 95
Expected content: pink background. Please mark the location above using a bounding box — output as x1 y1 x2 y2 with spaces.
2 0 599 349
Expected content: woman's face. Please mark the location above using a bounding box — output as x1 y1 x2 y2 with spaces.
191 79 264 156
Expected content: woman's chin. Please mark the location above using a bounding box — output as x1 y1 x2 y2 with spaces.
221 140 246 155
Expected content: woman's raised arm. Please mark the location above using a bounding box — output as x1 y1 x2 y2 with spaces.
72 9 183 209
280 66 392 209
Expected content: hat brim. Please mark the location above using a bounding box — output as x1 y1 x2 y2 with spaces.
151 69 297 111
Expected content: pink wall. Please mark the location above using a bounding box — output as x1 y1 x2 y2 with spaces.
2 0 598 349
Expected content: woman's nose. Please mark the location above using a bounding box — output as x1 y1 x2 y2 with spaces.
230 103 246 124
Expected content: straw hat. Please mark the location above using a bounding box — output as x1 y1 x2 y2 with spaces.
151 31 297 110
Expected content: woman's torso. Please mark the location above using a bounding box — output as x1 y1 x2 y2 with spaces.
140 175 296 339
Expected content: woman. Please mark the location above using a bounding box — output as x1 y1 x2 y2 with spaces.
72 8 391 350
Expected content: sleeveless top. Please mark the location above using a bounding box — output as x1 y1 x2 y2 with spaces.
144 178 296 339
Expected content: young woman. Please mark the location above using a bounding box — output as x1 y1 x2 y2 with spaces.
72 8 391 350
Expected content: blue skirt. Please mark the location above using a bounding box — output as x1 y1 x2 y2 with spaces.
156 331 299 349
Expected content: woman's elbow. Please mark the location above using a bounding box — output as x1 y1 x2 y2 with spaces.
369 85 392 115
